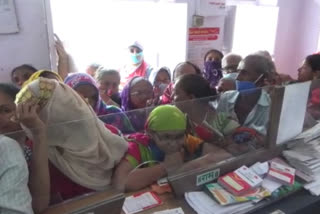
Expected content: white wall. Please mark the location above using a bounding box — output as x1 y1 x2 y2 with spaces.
274 0 320 78
0 0 51 83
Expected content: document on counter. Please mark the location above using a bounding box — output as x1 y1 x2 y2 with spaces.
185 191 254 214
262 178 282 193
153 208 184 214
123 191 162 214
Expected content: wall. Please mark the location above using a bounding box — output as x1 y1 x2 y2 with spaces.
0 0 51 83
274 0 320 78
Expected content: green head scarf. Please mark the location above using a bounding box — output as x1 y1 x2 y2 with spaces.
146 105 187 132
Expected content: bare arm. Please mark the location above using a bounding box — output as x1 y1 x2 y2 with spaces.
112 159 167 192
55 34 69 80
100 92 120 107
112 152 184 192
17 102 50 213
179 143 232 173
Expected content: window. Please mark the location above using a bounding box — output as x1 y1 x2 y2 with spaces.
231 4 279 57
50 0 187 73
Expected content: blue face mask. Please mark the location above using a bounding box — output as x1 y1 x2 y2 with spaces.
131 52 143 64
236 80 257 92
236 74 264 94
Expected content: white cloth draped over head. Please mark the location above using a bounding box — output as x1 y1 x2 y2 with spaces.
15 78 128 190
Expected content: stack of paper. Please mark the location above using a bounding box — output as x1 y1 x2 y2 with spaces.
185 192 254 214
304 178 320 196
283 138 320 195
288 123 320 147
283 139 320 180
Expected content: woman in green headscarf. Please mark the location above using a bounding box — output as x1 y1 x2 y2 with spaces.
112 105 231 191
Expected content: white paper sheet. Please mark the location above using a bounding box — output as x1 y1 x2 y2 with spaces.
250 162 269 176
262 178 282 193
153 208 184 214
276 81 311 144
0 0 19 34
123 192 160 214
185 192 254 214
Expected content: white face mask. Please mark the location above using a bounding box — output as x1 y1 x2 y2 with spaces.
158 83 169 94
223 72 238 80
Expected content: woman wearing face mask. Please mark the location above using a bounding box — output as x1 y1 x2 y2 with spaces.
112 105 231 191
148 67 171 104
203 49 224 89
217 55 273 142
95 68 122 107
119 41 153 89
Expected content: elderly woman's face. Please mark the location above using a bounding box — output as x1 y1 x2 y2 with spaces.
97 73 120 95
130 80 153 109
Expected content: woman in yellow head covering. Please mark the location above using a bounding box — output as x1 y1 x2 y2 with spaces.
22 70 63 88
15 74 128 202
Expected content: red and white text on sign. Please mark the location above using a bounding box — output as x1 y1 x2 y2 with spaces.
188 28 220 41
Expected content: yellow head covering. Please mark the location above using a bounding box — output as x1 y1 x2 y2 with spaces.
146 105 187 132
22 70 63 88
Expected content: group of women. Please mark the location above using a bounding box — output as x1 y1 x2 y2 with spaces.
1 47 320 214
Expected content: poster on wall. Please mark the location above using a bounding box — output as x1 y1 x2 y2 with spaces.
0 0 19 34
187 26 222 68
197 0 226 16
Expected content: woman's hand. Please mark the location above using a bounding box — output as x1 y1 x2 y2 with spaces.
100 89 111 103
163 151 184 174
55 34 70 80
16 102 45 134
54 34 68 60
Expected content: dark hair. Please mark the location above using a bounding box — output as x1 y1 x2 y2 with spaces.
176 74 217 99
172 61 201 81
305 54 320 72
204 49 224 62
0 83 20 100
11 64 37 78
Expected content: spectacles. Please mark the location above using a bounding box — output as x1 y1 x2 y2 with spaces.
156 132 185 141
130 48 142 54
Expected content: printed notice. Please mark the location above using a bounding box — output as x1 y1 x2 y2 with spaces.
123 192 162 214
0 0 19 34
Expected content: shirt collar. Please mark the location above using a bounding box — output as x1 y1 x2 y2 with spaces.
227 89 270 107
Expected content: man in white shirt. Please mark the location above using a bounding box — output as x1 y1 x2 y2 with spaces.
0 135 33 214
217 54 273 136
